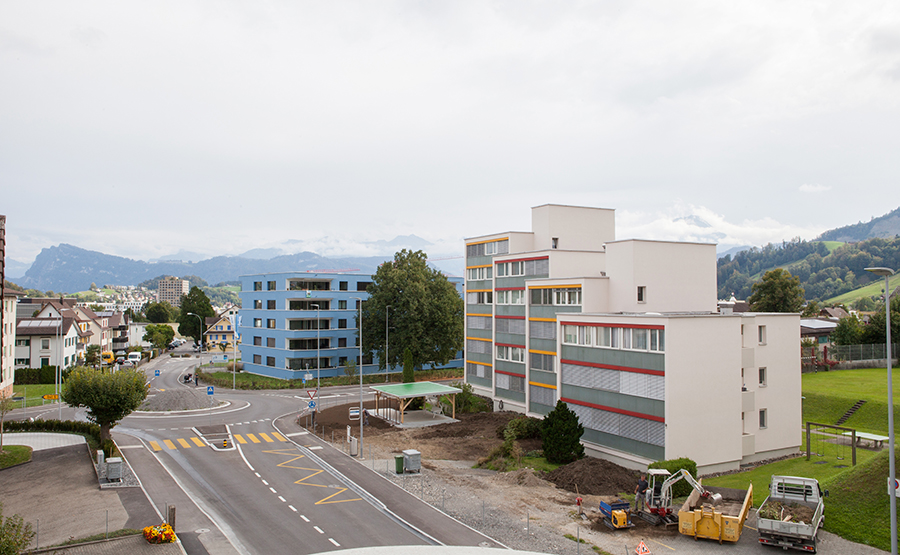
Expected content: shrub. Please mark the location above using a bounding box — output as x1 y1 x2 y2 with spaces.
14 366 69 385
542 400 585 464
446 381 491 414
648 458 698 498
499 415 543 440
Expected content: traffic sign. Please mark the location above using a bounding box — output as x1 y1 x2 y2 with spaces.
155 369 160 377
308 401 316 409
304 373 313 381
42 394 59 400
890 477 900 497
634 540 652 555
308 390 316 399
207 386 214 396
224 355 228 361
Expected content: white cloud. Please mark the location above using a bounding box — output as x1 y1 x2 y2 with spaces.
799 184 832 193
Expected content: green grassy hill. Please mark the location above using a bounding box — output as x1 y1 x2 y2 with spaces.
825 280 887 305
802 368 900 435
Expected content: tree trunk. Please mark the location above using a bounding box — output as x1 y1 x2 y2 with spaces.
100 422 111 443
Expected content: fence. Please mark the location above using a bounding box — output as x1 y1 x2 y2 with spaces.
827 343 900 363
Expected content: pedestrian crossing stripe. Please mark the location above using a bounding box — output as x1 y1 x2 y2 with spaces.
149 433 286 451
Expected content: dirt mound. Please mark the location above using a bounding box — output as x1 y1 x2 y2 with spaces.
494 469 555 488
545 457 640 496
417 411 521 439
139 388 209 412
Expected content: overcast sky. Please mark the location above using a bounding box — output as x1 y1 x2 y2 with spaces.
3 1 899 264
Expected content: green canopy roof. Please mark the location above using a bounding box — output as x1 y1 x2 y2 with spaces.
369 382 462 399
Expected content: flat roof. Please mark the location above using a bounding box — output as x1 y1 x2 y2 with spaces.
369 382 462 399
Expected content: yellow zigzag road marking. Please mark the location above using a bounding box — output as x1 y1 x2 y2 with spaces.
263 448 362 505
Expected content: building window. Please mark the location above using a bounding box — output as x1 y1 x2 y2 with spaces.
266 356 275 367
254 319 262 328
339 281 348 291
466 291 493 304
339 356 347 366
253 336 261 346
496 290 525 305
338 319 347 329
758 325 767 345
15 339 29 346
552 237 558 249
338 300 347 310
254 281 262 291
15 358 28 366
759 408 768 429
357 281 372 292
759 367 767 387
41 339 50 350
466 266 493 280
267 281 276 291
267 319 276 329
496 345 525 363
267 337 276 348
530 352 555 372
267 300 276 310
41 357 50 367
637 286 646 303
253 354 261 364
338 337 347 348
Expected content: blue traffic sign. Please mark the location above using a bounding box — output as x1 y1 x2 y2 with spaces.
224 355 228 361
207 386 214 396
155 369 160 377
308 401 316 409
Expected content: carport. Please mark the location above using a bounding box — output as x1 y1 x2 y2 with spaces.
369 382 462 424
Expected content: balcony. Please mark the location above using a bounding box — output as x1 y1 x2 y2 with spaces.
742 433 756 457
742 390 755 412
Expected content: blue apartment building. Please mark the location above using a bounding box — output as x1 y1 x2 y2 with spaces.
239 271 464 380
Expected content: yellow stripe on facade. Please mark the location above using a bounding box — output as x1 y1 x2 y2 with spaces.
528 349 557 356
528 317 557 322
466 336 492 342
246 433 261 444
177 438 191 449
191 437 206 447
466 237 508 247
234 434 247 444
467 289 492 293
528 284 582 289
465 360 492 367
258 432 274 443
467 313 494 317
465 264 492 269
529 381 557 390
163 439 177 450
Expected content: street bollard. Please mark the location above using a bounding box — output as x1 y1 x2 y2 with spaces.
223 438 228 448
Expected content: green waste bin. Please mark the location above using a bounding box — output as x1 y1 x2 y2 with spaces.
395 455 404 474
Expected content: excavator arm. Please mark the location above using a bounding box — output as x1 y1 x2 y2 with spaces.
658 469 722 509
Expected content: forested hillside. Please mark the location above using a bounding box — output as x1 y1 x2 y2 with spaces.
718 237 900 302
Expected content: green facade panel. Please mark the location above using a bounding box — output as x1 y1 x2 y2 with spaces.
466 255 492 268
529 369 556 386
496 360 526 375
467 279 492 291
530 402 553 416
467 375 492 389
529 338 556 353
496 332 525 346
561 384 664 419
468 328 492 340
581 427 665 461
496 388 525 403
496 276 527 289
561 345 664 372
529 307 559 320
495 306 526 318
467 352 493 365
466 304 492 315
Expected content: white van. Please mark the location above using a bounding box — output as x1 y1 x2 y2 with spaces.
127 352 142 364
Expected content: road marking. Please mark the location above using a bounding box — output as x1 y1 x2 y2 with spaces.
308 446 323 450
745 525 757 531
319 395 339 399
234 434 248 444
314 526 324 534
177 438 191 449
258 432 274 443
163 439 177 450
300 515 309 522
647 537 675 551
170 428 179 430
329 538 340 546
272 432 288 442
278 496 286 502
289 505 297 512
287 432 308 437
149 441 162 451
191 437 206 447
262 480 269 486
246 433 261 443
269 487 277 494
118 445 144 449
254 473 260 477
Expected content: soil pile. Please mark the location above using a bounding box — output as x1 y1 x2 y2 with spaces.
759 501 815 523
417 411 521 439
546 457 640 496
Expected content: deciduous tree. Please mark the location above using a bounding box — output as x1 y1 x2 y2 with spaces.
748 268 805 312
146 301 177 323
360 250 464 374
832 314 863 345
61 366 147 442
177 287 214 344
143 324 175 351
0 502 34 555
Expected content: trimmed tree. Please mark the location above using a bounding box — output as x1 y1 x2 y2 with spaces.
402 347 414 383
542 400 585 464
61 366 148 442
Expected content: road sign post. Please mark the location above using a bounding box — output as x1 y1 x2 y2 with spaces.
155 369 160 377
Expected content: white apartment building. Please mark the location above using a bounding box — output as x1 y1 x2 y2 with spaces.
464 205 801 474
15 317 80 369
158 277 189 308
1 290 18 397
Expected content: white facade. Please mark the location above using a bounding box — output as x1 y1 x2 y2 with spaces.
1 292 17 397
464 204 801 474
15 318 80 369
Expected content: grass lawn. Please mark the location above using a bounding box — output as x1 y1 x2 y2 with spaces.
825 280 883 305
11 384 64 409
819 241 844 253
0 444 33 468
802 368 899 435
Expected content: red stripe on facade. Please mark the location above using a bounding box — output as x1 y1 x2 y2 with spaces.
496 342 526 349
495 315 526 320
495 287 526 291
561 397 665 423
496 370 526 378
560 359 665 376
560 321 665 330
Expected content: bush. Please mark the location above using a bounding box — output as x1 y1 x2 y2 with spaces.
541 400 585 464
445 381 491 414
14 366 70 385
499 415 543 440
648 458 698 498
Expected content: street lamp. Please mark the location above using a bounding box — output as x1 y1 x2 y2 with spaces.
866 266 896 555
187 312 203 354
311 304 320 419
385 305 391 383
351 296 364 458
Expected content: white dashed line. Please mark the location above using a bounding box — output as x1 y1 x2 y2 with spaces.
308 446 323 450
269 487 277 494
287 432 308 437
289 506 297 512
254 473 260 478
262 480 269 486
300 515 309 522
329 539 340 546
314 526 324 534
278 496 286 502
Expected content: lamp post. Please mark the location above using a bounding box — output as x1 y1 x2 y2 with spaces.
351 296 363 457
866 266 896 555
385 305 391 383
311 304 320 419
187 312 203 354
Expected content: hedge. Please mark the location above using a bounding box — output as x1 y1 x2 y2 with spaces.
648 457 698 498
3 419 102 447
14 366 71 385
